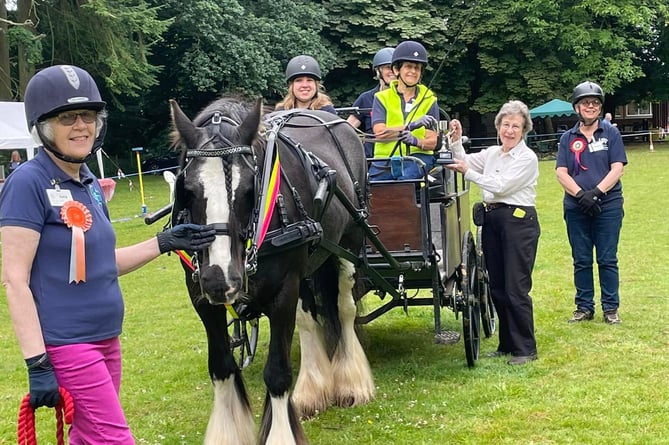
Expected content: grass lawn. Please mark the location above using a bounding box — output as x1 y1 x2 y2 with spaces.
1 142 668 444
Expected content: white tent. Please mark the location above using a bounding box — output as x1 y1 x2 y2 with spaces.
0 101 37 160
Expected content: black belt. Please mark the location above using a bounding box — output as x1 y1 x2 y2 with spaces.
485 202 510 211
485 202 534 212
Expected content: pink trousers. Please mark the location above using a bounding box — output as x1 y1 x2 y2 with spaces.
47 337 135 445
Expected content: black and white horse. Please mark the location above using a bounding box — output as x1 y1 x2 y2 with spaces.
169 97 374 444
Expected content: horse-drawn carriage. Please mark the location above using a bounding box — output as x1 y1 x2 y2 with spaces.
144 97 494 444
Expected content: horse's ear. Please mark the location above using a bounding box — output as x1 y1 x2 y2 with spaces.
170 99 203 153
238 98 262 144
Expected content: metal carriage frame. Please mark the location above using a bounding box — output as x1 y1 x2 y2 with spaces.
351 158 496 367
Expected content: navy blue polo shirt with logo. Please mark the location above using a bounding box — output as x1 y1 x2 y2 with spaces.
0 149 123 345
557 119 628 210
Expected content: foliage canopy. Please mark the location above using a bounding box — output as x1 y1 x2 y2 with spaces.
0 0 667 157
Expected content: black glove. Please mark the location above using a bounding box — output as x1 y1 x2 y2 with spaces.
157 224 217 254
406 115 437 131
577 187 604 216
26 353 60 409
398 130 419 147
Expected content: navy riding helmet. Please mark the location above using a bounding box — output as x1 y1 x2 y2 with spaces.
392 41 429 67
372 47 395 69
24 65 107 163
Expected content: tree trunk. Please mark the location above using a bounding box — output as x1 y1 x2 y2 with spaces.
0 1 10 99
17 0 36 100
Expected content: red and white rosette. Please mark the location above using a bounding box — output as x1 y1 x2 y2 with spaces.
569 137 588 172
60 201 93 283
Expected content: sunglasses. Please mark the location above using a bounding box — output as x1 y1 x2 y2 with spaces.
579 99 601 107
55 110 98 126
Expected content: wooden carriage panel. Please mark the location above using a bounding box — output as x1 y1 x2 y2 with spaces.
367 182 422 251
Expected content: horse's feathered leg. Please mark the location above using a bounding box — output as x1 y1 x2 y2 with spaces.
331 259 375 407
292 297 334 419
205 373 256 445
192 297 255 445
258 278 307 445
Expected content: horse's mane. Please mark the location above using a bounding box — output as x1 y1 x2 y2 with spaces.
169 95 272 154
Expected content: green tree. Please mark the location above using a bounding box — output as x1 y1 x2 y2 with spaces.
322 0 455 108
132 0 334 156
36 0 169 106
321 0 667 136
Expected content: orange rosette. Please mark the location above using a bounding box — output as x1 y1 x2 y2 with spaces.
60 201 93 283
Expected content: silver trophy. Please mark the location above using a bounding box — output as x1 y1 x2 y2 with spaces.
436 120 454 165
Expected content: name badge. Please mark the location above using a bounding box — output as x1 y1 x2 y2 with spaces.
589 140 607 152
47 188 73 206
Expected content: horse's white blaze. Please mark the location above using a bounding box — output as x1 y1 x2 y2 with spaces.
266 392 297 445
204 376 255 445
200 159 241 288
293 300 334 416
332 259 375 405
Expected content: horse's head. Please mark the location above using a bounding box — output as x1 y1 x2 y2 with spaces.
170 97 263 305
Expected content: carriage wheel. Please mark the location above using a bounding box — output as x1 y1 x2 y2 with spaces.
228 313 260 369
461 232 481 368
476 226 496 338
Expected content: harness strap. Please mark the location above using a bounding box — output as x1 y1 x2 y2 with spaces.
259 221 323 256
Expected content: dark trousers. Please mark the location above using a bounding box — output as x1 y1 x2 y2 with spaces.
564 204 623 313
482 205 540 356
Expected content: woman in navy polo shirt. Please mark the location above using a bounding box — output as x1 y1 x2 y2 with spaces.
556 81 627 325
0 65 216 444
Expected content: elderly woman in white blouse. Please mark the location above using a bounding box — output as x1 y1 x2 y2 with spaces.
446 100 540 366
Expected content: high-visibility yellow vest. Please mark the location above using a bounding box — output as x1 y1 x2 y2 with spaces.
374 81 437 158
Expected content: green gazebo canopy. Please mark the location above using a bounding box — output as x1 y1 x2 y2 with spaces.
529 99 576 119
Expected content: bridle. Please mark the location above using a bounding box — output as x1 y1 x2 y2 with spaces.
173 111 285 281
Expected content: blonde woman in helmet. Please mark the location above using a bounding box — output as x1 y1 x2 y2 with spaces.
276 55 337 114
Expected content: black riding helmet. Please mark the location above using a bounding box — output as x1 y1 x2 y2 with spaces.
391 41 428 69
285 55 322 83
571 81 604 106
24 65 107 164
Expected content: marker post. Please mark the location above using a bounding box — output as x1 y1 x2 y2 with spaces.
132 147 147 214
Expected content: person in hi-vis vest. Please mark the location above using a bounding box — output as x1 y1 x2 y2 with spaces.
369 40 440 180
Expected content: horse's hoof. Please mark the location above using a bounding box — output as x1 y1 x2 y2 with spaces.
334 395 355 408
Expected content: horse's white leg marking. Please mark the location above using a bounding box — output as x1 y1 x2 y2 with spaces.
265 392 297 445
200 160 241 292
331 259 375 407
292 299 334 417
204 376 256 445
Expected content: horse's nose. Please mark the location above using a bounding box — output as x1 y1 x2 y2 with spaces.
199 266 240 304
